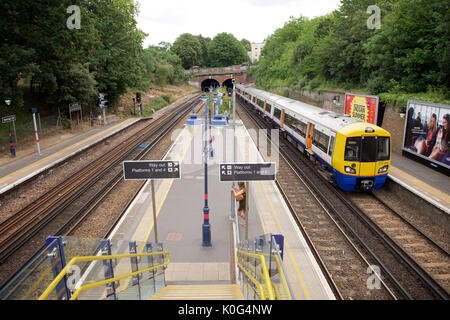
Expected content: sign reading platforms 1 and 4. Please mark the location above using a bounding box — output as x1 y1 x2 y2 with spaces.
219 163 276 182
123 160 180 180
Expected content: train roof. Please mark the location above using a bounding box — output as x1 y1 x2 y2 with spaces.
238 84 374 133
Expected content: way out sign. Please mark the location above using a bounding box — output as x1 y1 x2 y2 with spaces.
123 160 181 180
219 163 276 182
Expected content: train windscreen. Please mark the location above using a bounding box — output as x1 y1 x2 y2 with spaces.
345 136 390 162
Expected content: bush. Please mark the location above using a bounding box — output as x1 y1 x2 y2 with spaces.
161 94 172 104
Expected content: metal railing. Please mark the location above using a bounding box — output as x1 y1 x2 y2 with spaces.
39 251 169 300
0 236 168 300
236 234 294 300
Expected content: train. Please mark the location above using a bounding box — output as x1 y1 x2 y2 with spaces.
235 84 391 191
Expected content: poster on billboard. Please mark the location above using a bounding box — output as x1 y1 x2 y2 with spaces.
344 93 379 125
402 100 450 170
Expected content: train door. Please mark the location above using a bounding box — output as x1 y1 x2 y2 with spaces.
306 123 314 149
359 136 377 176
281 109 285 130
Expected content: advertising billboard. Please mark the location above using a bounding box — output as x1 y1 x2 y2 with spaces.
344 93 379 125
402 100 450 170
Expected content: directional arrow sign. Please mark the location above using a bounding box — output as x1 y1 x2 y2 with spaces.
219 162 276 182
2 115 16 123
123 160 181 180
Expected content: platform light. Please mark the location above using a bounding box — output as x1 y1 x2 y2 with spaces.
5 98 11 106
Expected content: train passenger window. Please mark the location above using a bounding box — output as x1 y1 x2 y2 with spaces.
286 114 306 138
274 108 282 119
345 137 361 161
376 137 390 161
328 136 335 156
266 103 272 114
257 99 264 108
312 129 329 153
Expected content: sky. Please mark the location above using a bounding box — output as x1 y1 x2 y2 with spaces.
136 0 341 48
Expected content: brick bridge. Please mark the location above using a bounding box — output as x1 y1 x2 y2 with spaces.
188 65 252 91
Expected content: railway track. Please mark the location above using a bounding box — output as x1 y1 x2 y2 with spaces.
237 96 449 300
348 192 450 293
0 94 201 290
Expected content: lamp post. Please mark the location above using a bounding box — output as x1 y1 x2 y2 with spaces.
202 97 212 248
4 98 15 157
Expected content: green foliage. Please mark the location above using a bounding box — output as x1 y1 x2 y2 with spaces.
254 0 449 105
207 33 249 67
240 39 251 52
142 45 187 87
0 0 147 110
171 33 203 69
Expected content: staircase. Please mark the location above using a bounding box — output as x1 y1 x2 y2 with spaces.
149 284 244 300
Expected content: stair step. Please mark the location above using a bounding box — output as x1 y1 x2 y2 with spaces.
149 284 244 300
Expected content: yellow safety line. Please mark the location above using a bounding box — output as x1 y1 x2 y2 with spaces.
389 166 450 204
141 179 175 248
0 120 132 183
259 181 312 300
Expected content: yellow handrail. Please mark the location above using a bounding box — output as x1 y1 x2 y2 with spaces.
38 251 169 300
236 250 275 300
249 250 293 300
236 260 266 300
271 253 293 300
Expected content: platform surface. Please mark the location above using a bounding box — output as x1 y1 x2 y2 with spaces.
109 118 335 300
389 153 450 214
0 118 140 194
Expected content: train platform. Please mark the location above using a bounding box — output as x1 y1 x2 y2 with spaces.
0 118 141 195
389 153 450 214
109 117 336 300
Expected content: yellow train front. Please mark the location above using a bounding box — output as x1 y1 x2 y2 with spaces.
235 84 391 192
332 123 391 191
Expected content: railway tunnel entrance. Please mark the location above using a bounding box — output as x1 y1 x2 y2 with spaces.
201 79 220 92
222 78 234 92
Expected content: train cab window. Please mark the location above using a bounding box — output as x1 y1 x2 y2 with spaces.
376 137 390 161
345 137 361 161
274 107 282 119
361 136 377 162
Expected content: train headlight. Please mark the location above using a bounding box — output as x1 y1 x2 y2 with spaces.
345 166 356 174
378 165 389 173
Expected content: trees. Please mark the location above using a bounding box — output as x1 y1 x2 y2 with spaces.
207 33 249 67
171 33 203 69
254 0 449 98
142 45 187 86
0 0 147 109
240 39 251 52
